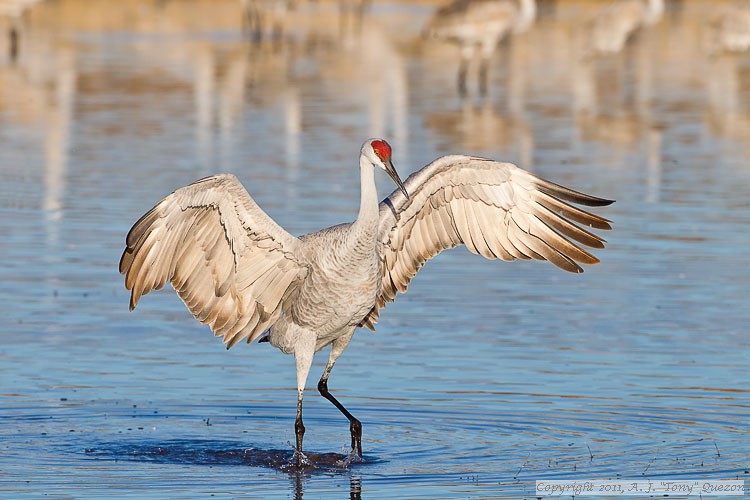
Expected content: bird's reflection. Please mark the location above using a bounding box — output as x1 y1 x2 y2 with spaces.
240 0 296 44
571 10 662 201
84 440 365 499
290 469 362 500
705 52 750 149
190 37 302 174
0 10 76 245
337 0 371 41
422 23 534 163
425 99 533 166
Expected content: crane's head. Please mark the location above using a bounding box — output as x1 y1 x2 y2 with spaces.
362 138 409 199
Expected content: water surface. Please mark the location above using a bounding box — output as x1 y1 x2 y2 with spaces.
1 1 748 498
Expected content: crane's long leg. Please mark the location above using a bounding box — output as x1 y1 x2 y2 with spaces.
293 336 315 465
317 331 362 457
294 390 305 456
9 25 19 62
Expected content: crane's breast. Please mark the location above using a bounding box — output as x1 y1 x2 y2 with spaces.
287 230 380 334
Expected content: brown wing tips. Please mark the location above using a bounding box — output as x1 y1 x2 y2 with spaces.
532 189 613 231
533 176 615 208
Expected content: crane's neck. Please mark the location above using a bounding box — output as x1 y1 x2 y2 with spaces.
514 0 536 33
356 156 380 228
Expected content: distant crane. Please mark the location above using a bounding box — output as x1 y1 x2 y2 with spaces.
587 0 664 55
424 0 536 96
0 0 42 61
120 138 612 462
708 3 750 54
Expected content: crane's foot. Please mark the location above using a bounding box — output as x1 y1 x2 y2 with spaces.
350 417 363 458
294 412 306 467
318 377 364 459
290 447 310 468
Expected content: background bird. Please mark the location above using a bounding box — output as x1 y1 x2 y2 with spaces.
423 0 536 97
707 3 750 54
120 138 613 463
586 0 664 56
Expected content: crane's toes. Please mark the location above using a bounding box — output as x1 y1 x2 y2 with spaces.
288 448 311 469
284 440 311 469
335 447 365 468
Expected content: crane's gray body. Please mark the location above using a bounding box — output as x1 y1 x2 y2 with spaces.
120 139 613 457
270 221 381 355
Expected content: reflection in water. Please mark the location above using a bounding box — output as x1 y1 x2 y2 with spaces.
646 127 662 203
337 0 370 41
362 24 409 158
193 43 215 175
43 46 75 230
0 17 76 245
705 53 750 145
290 469 362 500
571 7 664 201
315 18 410 163
192 38 303 173
84 439 365 499
241 0 295 43
425 100 533 165
218 45 250 171
421 10 534 162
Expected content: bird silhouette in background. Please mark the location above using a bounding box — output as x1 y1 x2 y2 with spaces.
424 0 536 97
586 0 664 56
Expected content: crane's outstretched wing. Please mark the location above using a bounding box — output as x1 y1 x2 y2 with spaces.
361 155 613 330
119 174 307 348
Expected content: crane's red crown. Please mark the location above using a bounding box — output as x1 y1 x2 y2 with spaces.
371 140 392 162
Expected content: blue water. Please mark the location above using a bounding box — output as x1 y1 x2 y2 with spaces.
1 1 748 498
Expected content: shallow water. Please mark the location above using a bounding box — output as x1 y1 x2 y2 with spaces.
1 1 749 498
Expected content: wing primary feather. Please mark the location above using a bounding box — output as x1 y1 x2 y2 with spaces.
533 190 612 230
532 177 615 207
365 154 612 329
535 203 607 248
121 173 305 350
125 205 162 248
450 199 477 253
528 215 599 265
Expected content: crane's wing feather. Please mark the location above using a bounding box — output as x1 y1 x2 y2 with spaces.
119 174 307 347
362 155 613 330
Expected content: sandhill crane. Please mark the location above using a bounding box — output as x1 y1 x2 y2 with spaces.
587 0 664 56
120 138 613 463
0 0 42 61
708 3 750 54
424 0 536 96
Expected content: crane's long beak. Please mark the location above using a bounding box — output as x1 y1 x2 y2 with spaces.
384 159 409 199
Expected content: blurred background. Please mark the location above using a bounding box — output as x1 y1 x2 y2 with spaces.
0 0 749 498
